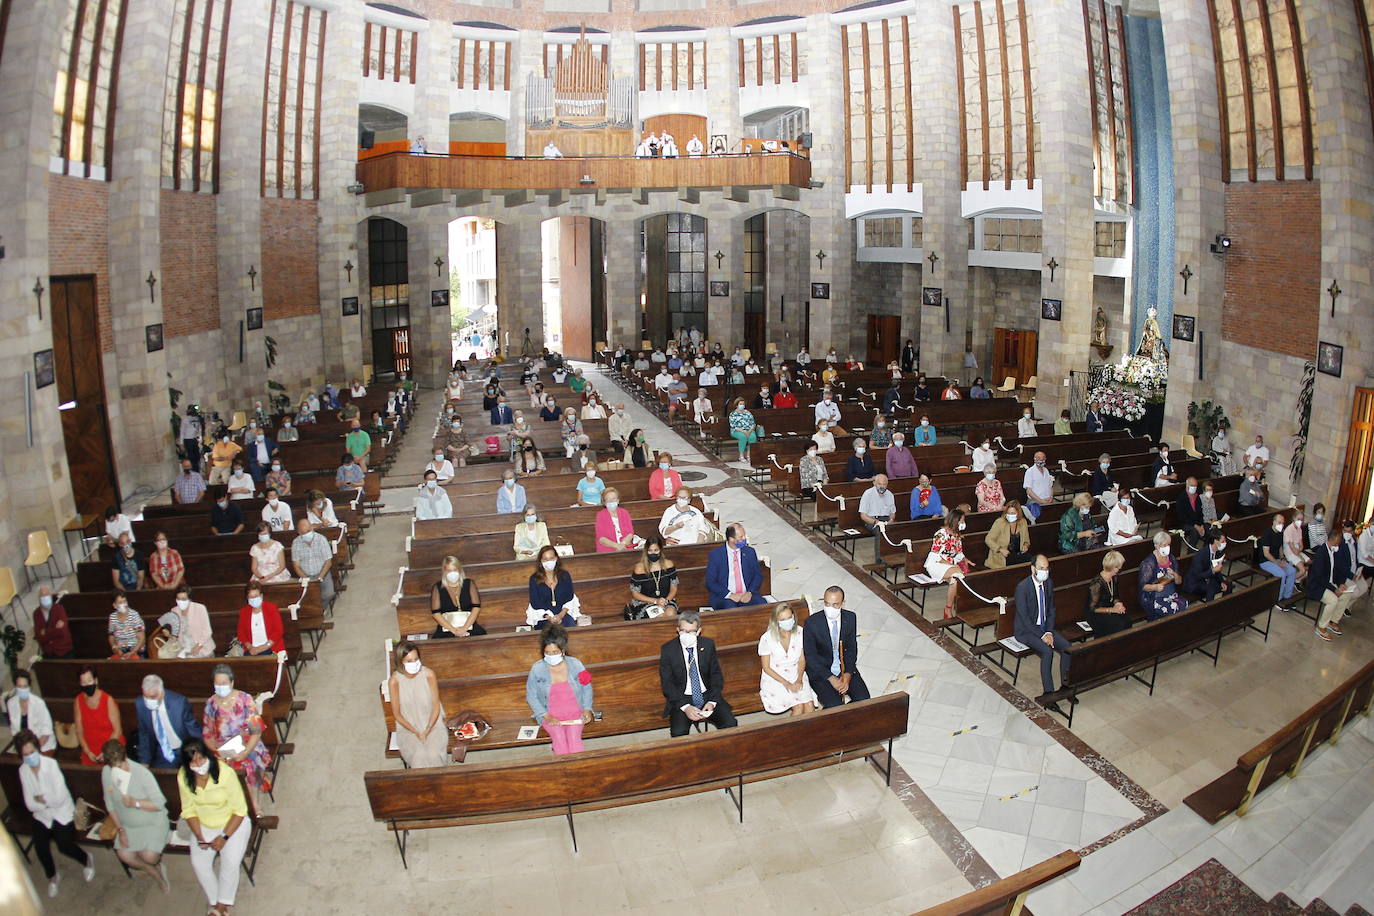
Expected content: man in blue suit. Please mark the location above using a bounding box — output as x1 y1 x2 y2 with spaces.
1013 555 1074 714
1307 529 1354 641
802 586 871 708
1183 528 1233 602
705 523 763 609
489 395 514 426
1084 401 1104 433
133 674 202 769
243 429 279 485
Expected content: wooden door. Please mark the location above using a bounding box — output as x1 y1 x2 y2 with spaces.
1334 387 1374 524
866 315 900 365
744 313 765 357
50 276 120 515
992 328 1038 387
371 328 396 375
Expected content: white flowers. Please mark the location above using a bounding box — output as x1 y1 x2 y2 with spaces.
1088 384 1146 422
1102 355 1168 397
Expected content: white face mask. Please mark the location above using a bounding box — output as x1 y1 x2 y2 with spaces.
985 472 996 480
855 446 866 455
920 420 929 427
1101 463 1110 471
1005 513 1018 523
258 533 271 543
1158 545 1171 557
191 761 211 775
445 571 461 584
676 497 690 508
403 659 422 675
544 653 564 666
176 598 190 610
434 454 444 462
542 559 557 571
779 618 796 631
1120 500 1131 509
1033 568 1049 582
1274 523 1284 532
606 501 619 511
504 479 516 488
144 696 160 710
426 481 437 490
585 470 596 479
877 421 886 428
678 632 698 648
958 521 966 531
525 514 537 524
1187 485 1197 494
155 540 168 549
214 684 233 698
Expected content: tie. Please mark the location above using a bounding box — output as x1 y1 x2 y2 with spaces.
829 617 842 676
687 647 705 708
153 708 174 763
1036 584 1046 628
730 549 744 594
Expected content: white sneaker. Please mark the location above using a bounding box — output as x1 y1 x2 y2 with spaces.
48 875 60 897
83 855 95 882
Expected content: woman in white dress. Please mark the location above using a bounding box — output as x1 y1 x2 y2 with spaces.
758 604 817 716
249 523 292 584
970 438 998 474
1105 495 1143 546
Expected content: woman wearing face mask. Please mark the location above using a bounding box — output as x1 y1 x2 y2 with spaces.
249 523 291 585
649 452 683 500
525 625 593 755
6 670 56 754
227 461 255 500
1200 481 1219 525
438 417 475 467
797 441 830 498
110 534 146 592
970 438 997 475
528 547 580 628
970 376 990 399
627 535 678 618
869 414 893 448
144 530 185 591
1106 493 1142 546
100 739 170 891
74 665 123 765
1054 409 1072 435
540 396 561 422
728 398 763 463
1059 492 1098 553
203 664 272 810
660 488 710 545
925 509 969 618
305 489 339 529
430 556 486 638
912 415 937 447
1151 443 1177 487
389 641 450 768
580 395 607 420
172 586 215 658
625 428 652 468
108 592 147 659
16 729 96 899
295 401 316 425
984 501 1031 569
264 459 292 496
514 507 551 560
1138 531 1183 620
1016 408 1037 438
758 603 816 716
575 462 606 507
595 488 639 552
179 737 250 915
1308 503 1328 548
975 468 1006 513
1085 551 1131 637
236 586 284 656
810 419 836 454
426 449 456 482
561 409 590 459
482 383 501 412
34 589 74 659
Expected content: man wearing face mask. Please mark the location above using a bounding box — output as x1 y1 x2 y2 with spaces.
110 532 146 591
1184 529 1235 602
236 585 284 656
244 426 278 485
658 611 738 736
881 432 916 479
1013 556 1073 712
33 587 74 659
773 382 798 409
226 461 255 501
208 433 241 486
660 488 710 546
1244 434 1271 469
705 524 763 609
649 452 684 500
415 470 454 520
859 474 897 565
209 493 244 536
1084 400 1104 434
1236 467 1266 517
261 487 293 532
847 438 876 482
1022 451 1055 522
336 452 365 491
802 586 871 708
173 459 208 504
496 470 528 514
291 517 337 610
814 391 842 425
1173 476 1208 547
608 402 633 451
133 674 201 770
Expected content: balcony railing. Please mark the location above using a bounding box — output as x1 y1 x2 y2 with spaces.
354 150 812 206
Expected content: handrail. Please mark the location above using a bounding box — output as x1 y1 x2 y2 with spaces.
362 148 811 164
1240 657 1374 769
912 850 1080 916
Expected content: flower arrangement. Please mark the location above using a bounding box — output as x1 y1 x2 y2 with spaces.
1088 385 1146 422
1102 356 1168 400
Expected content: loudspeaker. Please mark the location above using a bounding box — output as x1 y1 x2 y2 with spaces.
359 129 375 150
799 132 813 150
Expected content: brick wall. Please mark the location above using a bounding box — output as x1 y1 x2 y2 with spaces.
48 175 112 352
261 198 321 320
160 190 220 338
1222 181 1321 358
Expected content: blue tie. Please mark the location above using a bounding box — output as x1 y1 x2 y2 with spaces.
687 647 705 708
153 707 174 764
830 617 842 676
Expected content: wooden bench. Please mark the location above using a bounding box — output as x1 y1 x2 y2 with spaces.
99 527 343 562
78 539 346 592
0 756 277 884
401 543 719 592
409 495 705 541
912 850 1081 916
63 609 309 664
438 465 650 501
1183 657 1374 823
364 693 909 861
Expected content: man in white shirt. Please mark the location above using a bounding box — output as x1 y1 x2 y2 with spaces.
608 404 633 450
1022 451 1055 522
654 368 673 392
796 347 812 366
660 488 711 545
1244 435 1271 468
633 352 652 371
698 364 718 386
1017 408 1038 438
650 348 667 364
858 474 898 564
543 141 563 158
414 470 453 520
814 392 842 425
730 347 747 367
261 488 293 531
425 452 456 482
17 730 95 897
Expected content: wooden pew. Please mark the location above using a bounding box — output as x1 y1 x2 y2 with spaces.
0 756 276 884
410 495 706 541
78 539 346 592
1183 658 1374 823
438 465 650 501
912 850 1081 916
63 610 308 663
401 543 719 593
363 693 909 862
98 527 343 562
56 581 330 644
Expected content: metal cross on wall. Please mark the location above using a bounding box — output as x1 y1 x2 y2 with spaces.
344 260 354 282
248 265 258 291
1179 264 1193 296
926 250 939 274
33 277 45 320
815 250 826 270
714 250 724 268
1046 258 1059 283
434 256 445 278
1327 279 1342 317
146 271 157 303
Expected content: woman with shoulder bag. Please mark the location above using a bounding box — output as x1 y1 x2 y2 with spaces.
626 536 678 619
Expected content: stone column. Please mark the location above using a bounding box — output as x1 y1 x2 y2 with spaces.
406 210 455 386
604 217 640 348
106 2 175 495
497 219 545 351
705 27 741 149
509 30 543 156
804 16 853 355
1030 0 1096 416
914 0 970 379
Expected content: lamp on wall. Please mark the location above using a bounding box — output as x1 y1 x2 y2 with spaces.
1209 234 1232 255
346 182 365 194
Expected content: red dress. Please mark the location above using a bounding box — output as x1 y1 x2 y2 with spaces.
76 691 122 765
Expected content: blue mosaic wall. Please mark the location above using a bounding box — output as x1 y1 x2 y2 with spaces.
1124 14 1175 354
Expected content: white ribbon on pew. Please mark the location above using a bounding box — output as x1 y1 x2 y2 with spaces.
391 566 408 606
1131 489 1169 509
287 578 309 621
876 523 911 552
994 436 1023 454
955 575 1008 611
768 454 794 473
254 651 288 711
404 536 411 552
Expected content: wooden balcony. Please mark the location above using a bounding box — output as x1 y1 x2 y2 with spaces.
354 151 812 208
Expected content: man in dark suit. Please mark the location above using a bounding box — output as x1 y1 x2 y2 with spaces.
802 586 871 708
1084 401 1104 434
705 524 763 608
1173 476 1208 548
489 396 514 426
1306 530 1354 640
244 430 279 485
658 611 737 736
1184 528 1233 602
1013 555 1074 714
133 674 202 769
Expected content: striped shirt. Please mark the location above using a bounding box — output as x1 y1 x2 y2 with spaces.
173 471 207 503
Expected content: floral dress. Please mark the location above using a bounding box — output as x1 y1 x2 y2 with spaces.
799 454 829 491
1138 552 1183 620
560 416 585 452
203 690 273 795
729 408 761 445
975 478 1005 512
869 425 893 447
924 529 964 579
251 540 292 584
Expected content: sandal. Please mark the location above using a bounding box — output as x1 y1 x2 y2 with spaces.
943 603 954 620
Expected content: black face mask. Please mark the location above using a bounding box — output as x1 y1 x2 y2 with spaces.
647 552 661 562
81 683 98 697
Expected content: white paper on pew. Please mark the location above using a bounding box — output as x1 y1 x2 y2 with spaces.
1078 621 1093 632
999 636 1029 652
908 573 939 585
762 594 778 603
843 529 863 536
517 725 540 740
409 633 429 640
388 732 399 751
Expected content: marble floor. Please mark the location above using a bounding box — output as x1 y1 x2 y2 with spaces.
7 363 1373 915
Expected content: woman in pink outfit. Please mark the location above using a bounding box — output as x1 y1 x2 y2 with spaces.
525 626 594 755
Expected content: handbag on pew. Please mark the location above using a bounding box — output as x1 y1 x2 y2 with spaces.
623 599 678 621
225 638 246 658
55 722 80 750
151 628 180 660
445 709 491 744
73 798 105 833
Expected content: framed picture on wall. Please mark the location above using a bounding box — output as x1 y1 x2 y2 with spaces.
810 282 830 300
922 287 943 307
431 289 450 309
1040 298 1062 321
33 349 55 389
1172 314 1196 342
709 281 730 297
246 307 263 330
341 296 360 316
1317 341 1343 377
708 134 728 155
145 323 164 353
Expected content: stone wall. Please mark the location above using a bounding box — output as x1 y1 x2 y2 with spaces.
160 191 221 339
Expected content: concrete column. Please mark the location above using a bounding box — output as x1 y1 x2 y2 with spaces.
509 31 543 156
497 219 544 351
1030 0 1096 416
416 22 452 152
406 210 456 385
604 218 640 349
804 16 852 355
105 2 175 494
705 27 740 148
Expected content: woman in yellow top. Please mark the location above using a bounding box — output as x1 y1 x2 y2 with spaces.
821 365 840 387
178 738 251 916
